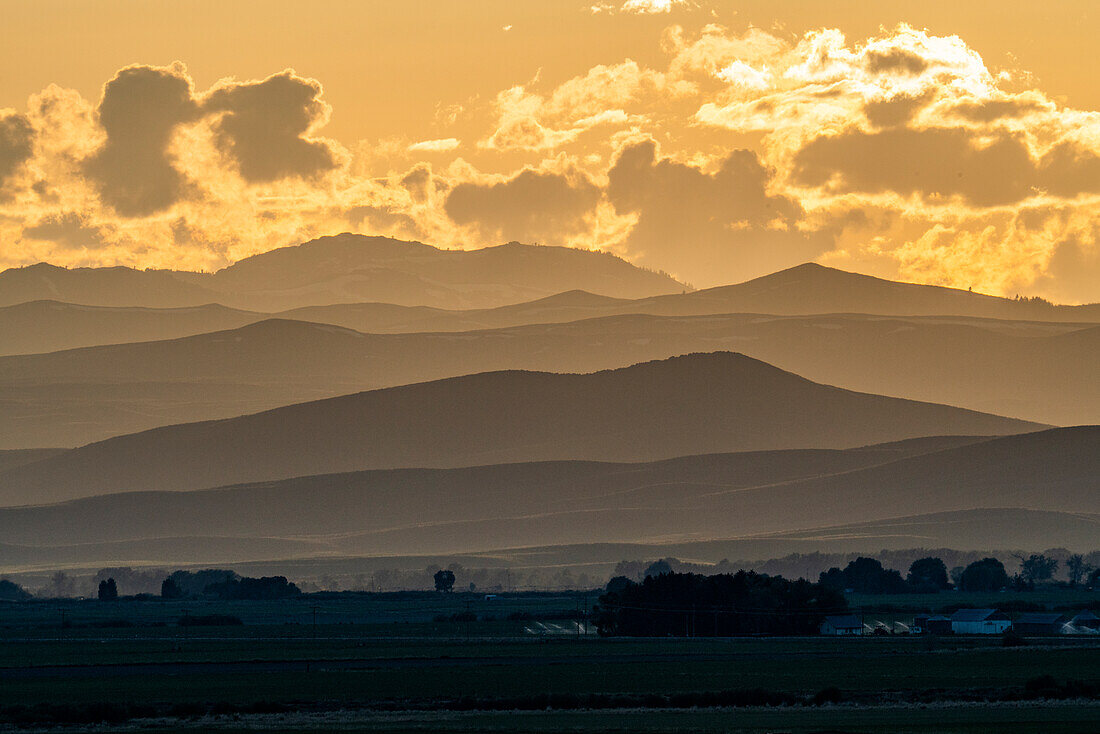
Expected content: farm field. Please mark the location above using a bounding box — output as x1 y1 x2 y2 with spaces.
1 591 1098 731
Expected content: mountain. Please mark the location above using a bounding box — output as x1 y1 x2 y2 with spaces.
0 353 1039 505
7 263 1099 356
0 428 1092 572
0 311 1091 447
0 235 686 311
635 263 1100 322
0 300 262 355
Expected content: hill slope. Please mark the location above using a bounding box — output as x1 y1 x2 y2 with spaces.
0 235 686 311
0 353 1039 505
0 429 1092 570
6 262 1098 356
0 312 1091 447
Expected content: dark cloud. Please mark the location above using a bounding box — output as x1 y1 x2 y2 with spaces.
345 205 424 239
400 164 432 202
793 127 1100 206
1034 141 1100 199
0 112 35 185
22 212 110 250
952 97 1046 123
608 139 827 284
445 169 600 244
204 71 338 183
866 49 929 75
84 64 200 217
863 91 933 128
792 127 1036 206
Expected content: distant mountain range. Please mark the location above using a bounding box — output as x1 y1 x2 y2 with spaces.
3 261 1097 356
0 235 686 312
0 310 1092 448
0 428 1093 572
0 353 1039 505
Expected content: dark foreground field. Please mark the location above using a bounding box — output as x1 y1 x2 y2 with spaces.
1 592 1098 732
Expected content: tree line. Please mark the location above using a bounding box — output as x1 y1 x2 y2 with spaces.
594 570 848 636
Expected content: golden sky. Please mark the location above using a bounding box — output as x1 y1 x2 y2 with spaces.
1 0 1098 302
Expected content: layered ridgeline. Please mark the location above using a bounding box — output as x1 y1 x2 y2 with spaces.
0 312 1093 447
0 428 1094 571
0 235 686 312
0 353 1040 505
4 261 1098 356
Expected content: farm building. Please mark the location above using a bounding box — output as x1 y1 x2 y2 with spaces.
820 615 864 636
1069 611 1100 633
912 615 952 635
1013 613 1066 635
950 609 1011 635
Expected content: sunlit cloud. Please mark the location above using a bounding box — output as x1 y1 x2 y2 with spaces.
1 20 1099 301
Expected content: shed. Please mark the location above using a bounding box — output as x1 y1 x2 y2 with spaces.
950 608 1011 635
1013 613 1066 635
820 615 864 636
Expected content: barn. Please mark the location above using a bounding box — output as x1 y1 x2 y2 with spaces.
1013 613 1066 635
950 609 1011 634
820 615 864 636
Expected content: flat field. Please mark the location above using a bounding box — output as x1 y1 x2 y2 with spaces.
0 591 1097 732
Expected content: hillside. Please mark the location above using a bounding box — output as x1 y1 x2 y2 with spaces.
0 429 1093 571
637 263 1100 321
0 312 1091 447
0 353 1039 505
7 263 1099 356
0 235 686 311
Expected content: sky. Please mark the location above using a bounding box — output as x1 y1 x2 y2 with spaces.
1 0 1099 302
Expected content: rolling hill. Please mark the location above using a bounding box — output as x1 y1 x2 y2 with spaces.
0 353 1039 505
0 235 686 311
0 311 1092 447
5 263 1098 356
0 428 1093 572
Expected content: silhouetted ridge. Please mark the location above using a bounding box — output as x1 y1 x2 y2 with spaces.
0 352 1038 504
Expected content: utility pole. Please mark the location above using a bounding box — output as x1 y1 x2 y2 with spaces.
465 599 471 642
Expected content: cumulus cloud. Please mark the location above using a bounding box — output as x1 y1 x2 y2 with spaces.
445 168 600 244
620 0 687 14
83 64 200 216
0 112 34 186
607 139 828 284
22 211 111 250
203 70 340 183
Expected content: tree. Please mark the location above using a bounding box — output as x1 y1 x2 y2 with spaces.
595 570 848 637
434 569 456 593
643 559 674 578
1066 555 1092 587
1018 554 1058 586
906 557 949 592
958 558 1009 592
98 577 119 601
160 577 184 599
818 557 908 594
0 579 31 601
949 566 965 588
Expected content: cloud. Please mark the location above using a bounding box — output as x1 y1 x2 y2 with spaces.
408 138 460 152
607 139 828 284
792 127 1100 206
203 70 340 183
620 0 686 14
22 211 111 250
0 112 34 185
445 168 600 244
83 63 200 216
